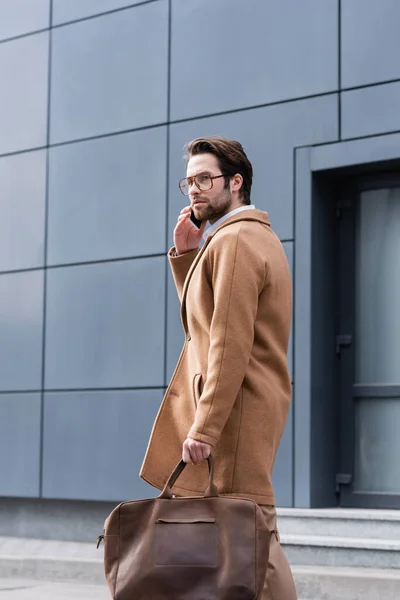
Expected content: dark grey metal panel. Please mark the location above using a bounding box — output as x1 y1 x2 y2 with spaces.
294 148 312 508
0 33 49 155
272 401 293 507
42 389 162 501
45 258 165 389
0 151 46 271
171 0 338 120
342 82 400 140
168 95 338 242
48 127 167 265
353 385 400 398
0 271 44 391
311 132 400 172
52 0 143 24
341 0 400 88
0 0 49 40
310 174 338 507
50 3 168 144
0 394 41 497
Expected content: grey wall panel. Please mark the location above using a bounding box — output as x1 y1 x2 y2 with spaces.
311 131 400 172
42 390 162 501
0 151 46 271
50 3 168 144
0 33 49 155
48 127 167 266
52 0 144 24
341 82 400 140
171 0 338 120
342 0 400 88
168 95 338 242
45 258 165 389
0 271 44 391
272 401 293 507
0 394 41 497
0 0 49 41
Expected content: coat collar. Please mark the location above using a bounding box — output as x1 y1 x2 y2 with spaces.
180 210 271 332
202 209 270 240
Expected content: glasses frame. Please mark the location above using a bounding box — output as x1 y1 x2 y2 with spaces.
178 173 226 196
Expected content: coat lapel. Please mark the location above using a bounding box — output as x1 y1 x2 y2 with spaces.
180 236 212 331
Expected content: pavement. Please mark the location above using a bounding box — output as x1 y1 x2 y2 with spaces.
0 579 110 599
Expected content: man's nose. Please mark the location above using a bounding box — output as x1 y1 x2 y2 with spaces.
188 181 199 197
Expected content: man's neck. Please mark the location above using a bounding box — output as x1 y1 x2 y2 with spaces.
209 200 247 225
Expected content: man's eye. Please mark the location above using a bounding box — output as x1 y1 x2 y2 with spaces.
197 174 210 184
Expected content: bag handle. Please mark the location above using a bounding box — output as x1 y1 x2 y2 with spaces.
158 455 219 499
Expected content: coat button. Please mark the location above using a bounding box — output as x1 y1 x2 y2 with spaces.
186 332 191 341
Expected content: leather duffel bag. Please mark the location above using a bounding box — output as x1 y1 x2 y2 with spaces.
97 455 271 599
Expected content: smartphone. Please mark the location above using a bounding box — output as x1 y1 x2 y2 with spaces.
189 210 202 230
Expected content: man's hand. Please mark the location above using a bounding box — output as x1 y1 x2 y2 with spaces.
174 206 207 255
182 437 212 464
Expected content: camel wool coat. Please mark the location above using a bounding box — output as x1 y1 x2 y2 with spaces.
140 209 292 505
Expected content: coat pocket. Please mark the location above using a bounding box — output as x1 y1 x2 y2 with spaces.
192 373 203 408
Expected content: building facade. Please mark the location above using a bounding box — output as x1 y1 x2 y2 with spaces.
0 0 399 531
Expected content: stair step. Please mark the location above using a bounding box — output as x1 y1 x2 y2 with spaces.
292 565 400 600
277 507 400 540
282 533 400 550
0 536 104 584
281 533 400 568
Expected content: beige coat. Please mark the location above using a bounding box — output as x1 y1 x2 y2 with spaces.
140 210 292 505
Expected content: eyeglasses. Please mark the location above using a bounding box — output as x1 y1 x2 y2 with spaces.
179 173 226 196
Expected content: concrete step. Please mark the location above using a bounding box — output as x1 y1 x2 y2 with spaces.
293 565 400 600
281 532 400 568
0 578 110 599
0 536 104 584
1 535 400 600
277 507 400 540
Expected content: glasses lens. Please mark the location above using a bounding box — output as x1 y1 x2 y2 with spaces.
179 179 189 195
195 174 212 191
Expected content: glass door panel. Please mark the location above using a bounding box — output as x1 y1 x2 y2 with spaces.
353 187 400 495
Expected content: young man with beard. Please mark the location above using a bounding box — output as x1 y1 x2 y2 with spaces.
140 136 297 599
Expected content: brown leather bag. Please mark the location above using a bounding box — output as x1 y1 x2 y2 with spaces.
98 456 271 600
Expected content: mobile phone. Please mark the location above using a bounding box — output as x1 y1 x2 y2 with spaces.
189 210 202 230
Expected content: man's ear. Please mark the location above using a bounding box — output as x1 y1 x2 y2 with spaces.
231 173 243 193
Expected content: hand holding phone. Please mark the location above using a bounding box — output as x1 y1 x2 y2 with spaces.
189 210 202 230
174 206 206 255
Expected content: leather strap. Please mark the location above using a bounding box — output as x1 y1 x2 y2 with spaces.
158 455 219 499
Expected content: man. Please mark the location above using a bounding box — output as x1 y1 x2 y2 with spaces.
140 136 297 599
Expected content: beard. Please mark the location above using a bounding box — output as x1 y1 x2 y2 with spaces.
193 188 233 223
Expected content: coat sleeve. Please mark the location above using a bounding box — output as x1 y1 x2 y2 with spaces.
168 247 199 303
187 225 267 446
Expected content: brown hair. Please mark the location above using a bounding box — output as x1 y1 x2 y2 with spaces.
184 136 253 205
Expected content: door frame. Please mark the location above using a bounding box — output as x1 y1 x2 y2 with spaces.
294 133 400 508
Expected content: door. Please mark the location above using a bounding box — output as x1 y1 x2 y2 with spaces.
337 177 400 508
